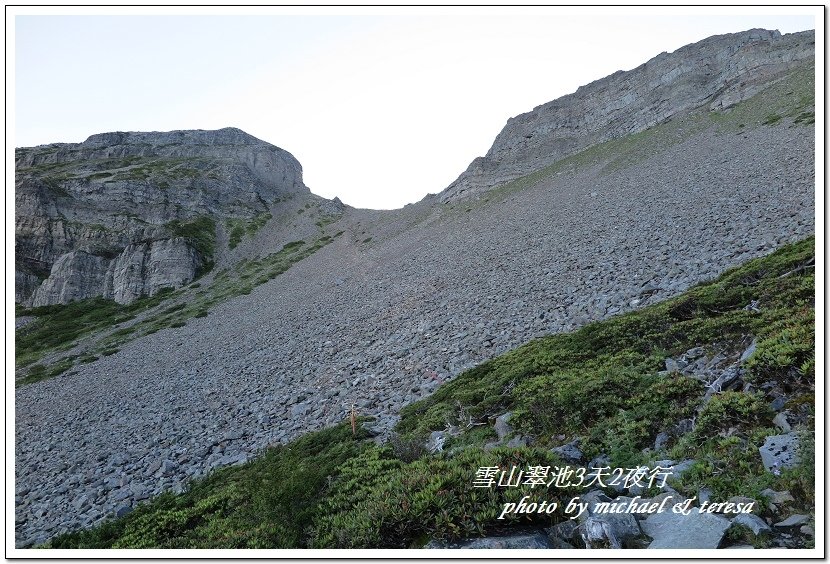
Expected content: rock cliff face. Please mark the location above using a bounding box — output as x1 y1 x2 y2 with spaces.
441 29 815 202
15 127 308 305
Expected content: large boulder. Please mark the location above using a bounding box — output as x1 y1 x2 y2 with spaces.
642 511 731 548
759 433 801 473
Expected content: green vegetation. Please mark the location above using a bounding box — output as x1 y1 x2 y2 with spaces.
110 157 209 182
15 289 176 378
45 237 814 548
310 446 576 548
166 216 216 275
762 114 782 125
16 358 76 386
49 421 576 549
50 423 376 548
226 212 272 250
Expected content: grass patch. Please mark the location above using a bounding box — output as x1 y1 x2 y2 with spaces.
227 212 272 250
762 113 782 125
17 358 75 387
15 289 176 381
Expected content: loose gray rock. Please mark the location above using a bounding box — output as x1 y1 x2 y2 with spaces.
759 433 800 473
760 489 794 505
772 412 792 432
580 513 642 548
552 439 584 463
426 431 446 454
642 511 731 548
505 435 529 448
493 413 513 441
731 513 771 536
774 514 810 528
738 338 757 363
667 460 697 482
548 520 580 543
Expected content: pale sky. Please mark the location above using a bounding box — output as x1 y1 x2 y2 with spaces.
11 7 817 209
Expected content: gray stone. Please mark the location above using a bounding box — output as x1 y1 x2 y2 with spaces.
17 128 306 307
654 432 670 451
580 513 642 548
290 402 311 418
731 513 771 536
505 435 528 448
552 439 584 463
493 412 513 441
726 496 758 512
704 365 743 399
772 411 792 432
588 454 610 469
759 433 800 473
774 514 810 528
760 489 794 505
581 490 613 516
160 460 176 476
738 338 757 363
642 511 731 548
549 519 580 543
30 251 110 307
667 459 697 481
223 429 245 441
673 418 695 436
427 431 446 453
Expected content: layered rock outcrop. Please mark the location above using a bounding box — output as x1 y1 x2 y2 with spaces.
29 239 202 306
441 28 815 202
16 127 308 305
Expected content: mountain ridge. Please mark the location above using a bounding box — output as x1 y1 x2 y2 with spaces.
440 28 814 202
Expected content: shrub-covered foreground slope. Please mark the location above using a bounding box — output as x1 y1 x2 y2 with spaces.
49 237 815 549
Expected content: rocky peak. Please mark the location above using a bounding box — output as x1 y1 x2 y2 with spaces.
15 128 310 305
440 28 814 202
81 127 264 148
